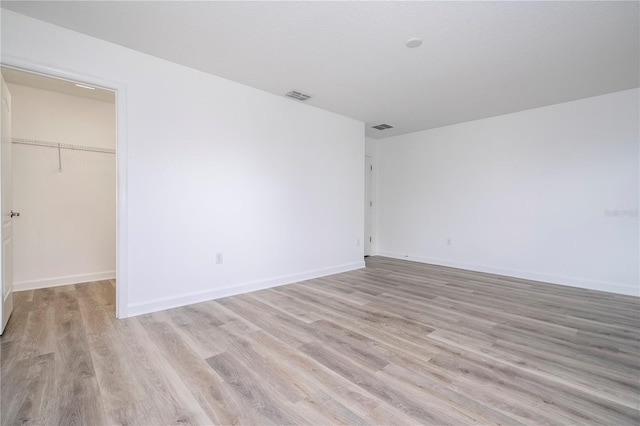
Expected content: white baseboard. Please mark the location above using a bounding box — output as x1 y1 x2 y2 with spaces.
376 251 639 297
127 260 366 317
14 271 116 291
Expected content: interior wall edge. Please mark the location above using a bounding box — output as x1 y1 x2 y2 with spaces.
126 260 366 317
375 252 639 297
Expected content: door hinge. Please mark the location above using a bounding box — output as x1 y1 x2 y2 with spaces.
370 165 373 171
370 201 372 207
369 236 372 242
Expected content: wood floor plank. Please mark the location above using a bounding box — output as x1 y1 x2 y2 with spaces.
138 319 245 425
221 334 306 404
1 257 638 425
294 389 370 426
206 351 309 425
242 330 383 419
110 317 212 425
78 302 145 423
0 296 30 344
0 352 56 425
299 341 470 425
428 345 640 425
15 304 55 361
377 362 525 426
216 295 314 347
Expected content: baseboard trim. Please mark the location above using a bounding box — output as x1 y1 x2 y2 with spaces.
127 261 366 317
14 271 116 291
375 251 639 297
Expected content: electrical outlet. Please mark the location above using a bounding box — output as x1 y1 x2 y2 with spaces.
216 252 223 264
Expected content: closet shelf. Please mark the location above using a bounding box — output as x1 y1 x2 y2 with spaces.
12 137 115 154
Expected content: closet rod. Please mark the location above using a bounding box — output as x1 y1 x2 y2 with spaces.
12 137 115 154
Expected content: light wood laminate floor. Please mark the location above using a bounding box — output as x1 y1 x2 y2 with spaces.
1 256 639 425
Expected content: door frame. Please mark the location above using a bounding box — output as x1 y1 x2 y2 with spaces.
1 73 14 333
1 55 129 318
364 155 373 257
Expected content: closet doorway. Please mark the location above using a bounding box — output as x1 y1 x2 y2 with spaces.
0 67 118 326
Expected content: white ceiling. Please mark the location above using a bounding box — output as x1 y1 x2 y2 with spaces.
3 1 638 139
1 67 116 103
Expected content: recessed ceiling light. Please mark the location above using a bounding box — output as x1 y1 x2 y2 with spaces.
406 38 423 48
75 83 95 90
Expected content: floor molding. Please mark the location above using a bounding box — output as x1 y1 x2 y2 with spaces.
14 271 116 291
376 251 638 297
127 261 366 317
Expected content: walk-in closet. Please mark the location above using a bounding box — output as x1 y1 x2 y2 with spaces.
2 68 116 305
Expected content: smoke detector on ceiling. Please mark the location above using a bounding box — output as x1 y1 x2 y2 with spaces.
372 123 394 131
406 38 423 48
285 90 313 102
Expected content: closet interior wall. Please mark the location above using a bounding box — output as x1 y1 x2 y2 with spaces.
9 82 116 290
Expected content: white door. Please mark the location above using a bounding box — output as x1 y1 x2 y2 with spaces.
1 74 14 334
364 156 372 256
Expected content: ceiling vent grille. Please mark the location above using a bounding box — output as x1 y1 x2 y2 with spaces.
285 90 313 102
372 123 394 130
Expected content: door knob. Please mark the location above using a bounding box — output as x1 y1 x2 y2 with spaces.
10 211 19 218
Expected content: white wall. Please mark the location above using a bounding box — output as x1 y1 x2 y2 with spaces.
2 10 365 316
9 83 116 290
377 89 639 296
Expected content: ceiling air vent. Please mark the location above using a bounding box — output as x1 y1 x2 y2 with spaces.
372 123 394 131
285 90 313 102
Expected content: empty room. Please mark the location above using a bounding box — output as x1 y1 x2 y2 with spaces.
1 1 638 425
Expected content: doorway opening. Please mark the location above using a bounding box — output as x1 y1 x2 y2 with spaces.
364 155 372 257
0 65 124 332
